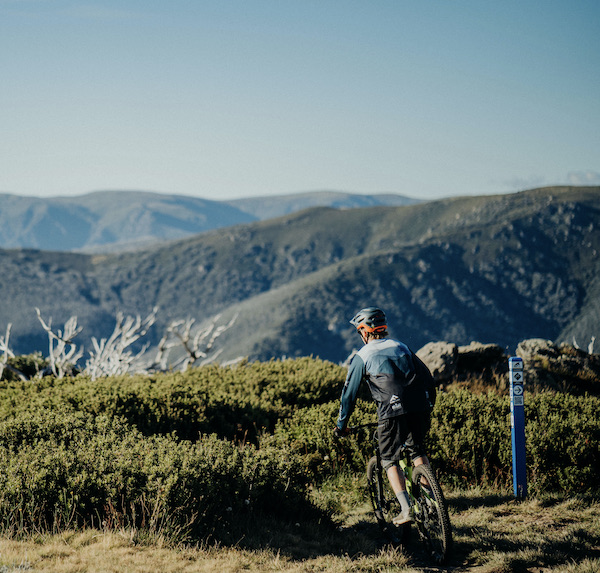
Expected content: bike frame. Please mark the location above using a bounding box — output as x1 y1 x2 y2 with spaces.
366 424 438 518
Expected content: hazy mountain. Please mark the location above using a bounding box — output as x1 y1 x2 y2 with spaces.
1 186 598 364
0 191 257 252
226 190 421 220
0 190 420 252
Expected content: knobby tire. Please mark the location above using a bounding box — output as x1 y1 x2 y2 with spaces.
412 464 452 564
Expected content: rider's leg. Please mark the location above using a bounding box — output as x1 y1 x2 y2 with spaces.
385 462 407 493
379 418 409 495
406 414 431 468
379 418 414 523
383 461 413 523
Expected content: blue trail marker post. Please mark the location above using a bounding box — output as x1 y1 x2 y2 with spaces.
509 356 527 498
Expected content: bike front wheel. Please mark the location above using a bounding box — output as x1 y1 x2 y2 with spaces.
411 464 452 564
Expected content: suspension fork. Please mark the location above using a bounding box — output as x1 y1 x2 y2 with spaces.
400 458 415 499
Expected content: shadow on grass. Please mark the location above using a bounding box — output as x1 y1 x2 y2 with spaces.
217 507 452 571
450 523 600 572
217 511 387 560
213 492 600 572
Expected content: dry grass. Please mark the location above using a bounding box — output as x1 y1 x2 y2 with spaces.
0 528 416 573
1 489 599 572
449 489 600 572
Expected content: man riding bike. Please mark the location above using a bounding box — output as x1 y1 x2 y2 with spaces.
334 307 436 525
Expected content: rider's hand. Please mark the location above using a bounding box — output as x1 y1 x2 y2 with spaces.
333 426 351 438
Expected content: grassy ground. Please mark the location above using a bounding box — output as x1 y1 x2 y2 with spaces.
1 488 598 572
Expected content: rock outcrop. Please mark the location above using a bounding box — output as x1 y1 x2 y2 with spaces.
416 338 599 395
457 342 506 372
416 342 458 381
515 338 600 394
417 340 507 383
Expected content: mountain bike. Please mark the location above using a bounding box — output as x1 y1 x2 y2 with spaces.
350 423 452 565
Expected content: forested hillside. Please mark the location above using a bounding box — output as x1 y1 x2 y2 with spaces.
1 186 598 363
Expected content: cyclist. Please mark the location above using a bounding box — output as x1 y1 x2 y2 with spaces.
334 307 436 525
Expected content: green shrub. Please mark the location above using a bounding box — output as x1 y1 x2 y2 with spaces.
0 357 345 443
427 390 512 488
269 400 379 481
269 388 600 495
1 353 48 381
525 392 600 493
0 410 310 538
0 356 597 543
427 390 600 493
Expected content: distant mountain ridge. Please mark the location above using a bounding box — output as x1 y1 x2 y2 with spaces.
0 191 257 252
226 190 421 220
1 186 598 364
0 190 420 252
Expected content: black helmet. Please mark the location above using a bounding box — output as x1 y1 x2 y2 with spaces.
350 307 387 333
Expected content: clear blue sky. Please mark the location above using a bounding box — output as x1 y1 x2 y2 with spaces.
2 0 599 200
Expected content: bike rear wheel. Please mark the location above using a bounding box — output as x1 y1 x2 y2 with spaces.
411 464 452 564
366 456 408 544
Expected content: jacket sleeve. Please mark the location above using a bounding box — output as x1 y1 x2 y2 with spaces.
336 354 365 430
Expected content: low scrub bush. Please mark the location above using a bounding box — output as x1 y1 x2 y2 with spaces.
3 353 48 381
525 392 600 493
267 400 378 480
427 390 600 493
427 390 512 488
0 410 310 538
0 357 597 543
0 357 345 443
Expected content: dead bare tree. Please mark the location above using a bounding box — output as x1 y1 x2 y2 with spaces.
5 306 238 381
152 313 238 371
35 308 84 378
573 335 597 355
85 307 158 380
0 323 14 380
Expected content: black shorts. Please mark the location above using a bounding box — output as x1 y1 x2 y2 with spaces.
378 412 430 463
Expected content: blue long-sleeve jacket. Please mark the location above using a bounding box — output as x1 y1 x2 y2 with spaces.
336 338 433 430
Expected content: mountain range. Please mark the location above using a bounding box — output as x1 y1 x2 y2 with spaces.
1 186 598 365
0 190 420 252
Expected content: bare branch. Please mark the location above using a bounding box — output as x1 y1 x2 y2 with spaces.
35 308 83 378
151 313 238 372
0 323 15 380
85 307 158 380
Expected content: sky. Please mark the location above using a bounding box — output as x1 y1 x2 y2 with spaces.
1 1 599 201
